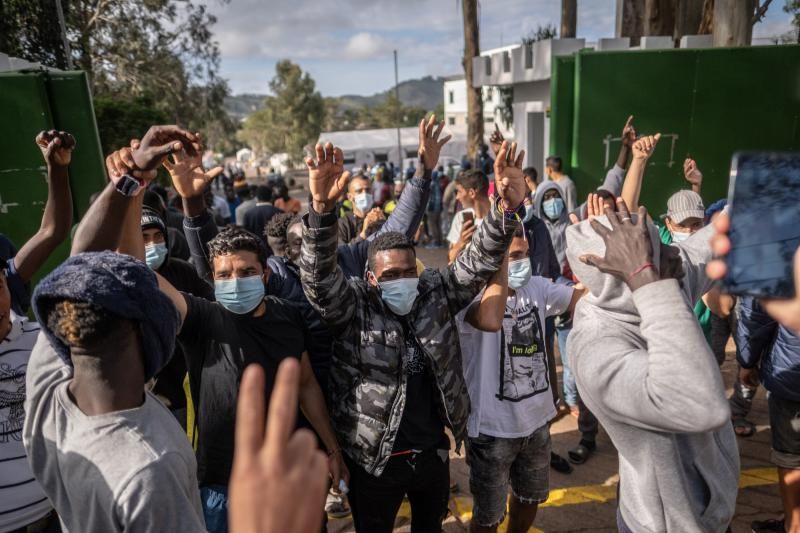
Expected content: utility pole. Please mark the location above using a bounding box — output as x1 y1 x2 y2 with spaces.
394 50 403 175
54 0 73 69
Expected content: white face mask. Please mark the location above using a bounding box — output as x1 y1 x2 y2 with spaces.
375 277 419 316
354 192 373 212
671 230 691 243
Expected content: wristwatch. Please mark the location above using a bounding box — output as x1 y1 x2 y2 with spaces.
114 174 143 197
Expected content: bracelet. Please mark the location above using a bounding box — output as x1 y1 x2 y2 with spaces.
627 262 656 281
327 447 341 457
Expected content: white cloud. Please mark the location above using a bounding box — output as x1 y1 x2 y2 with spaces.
344 32 392 59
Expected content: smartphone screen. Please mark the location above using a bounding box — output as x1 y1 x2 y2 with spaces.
723 152 800 298
462 211 474 224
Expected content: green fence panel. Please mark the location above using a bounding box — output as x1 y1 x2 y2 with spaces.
0 69 106 290
557 45 800 214
549 56 575 159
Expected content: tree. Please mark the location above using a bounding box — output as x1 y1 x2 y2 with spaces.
0 0 236 153
237 61 325 164
617 0 645 44
699 0 775 44
785 0 800 43
462 0 483 160
561 0 577 38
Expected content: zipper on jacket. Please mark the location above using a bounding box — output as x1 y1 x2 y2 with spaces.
373 370 407 470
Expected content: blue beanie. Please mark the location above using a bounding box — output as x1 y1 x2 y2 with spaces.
32 251 179 381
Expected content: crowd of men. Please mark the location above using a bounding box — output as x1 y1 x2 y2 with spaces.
1 115 799 533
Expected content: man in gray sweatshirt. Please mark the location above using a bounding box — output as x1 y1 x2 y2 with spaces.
565 198 739 533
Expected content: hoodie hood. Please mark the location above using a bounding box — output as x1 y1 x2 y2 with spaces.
566 214 663 319
566 214 716 319
533 181 571 268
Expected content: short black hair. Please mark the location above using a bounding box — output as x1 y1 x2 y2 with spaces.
455 169 489 195
265 212 298 239
513 225 525 238
367 231 416 272
523 167 539 183
45 299 119 348
546 156 562 172
207 226 268 267
256 185 272 203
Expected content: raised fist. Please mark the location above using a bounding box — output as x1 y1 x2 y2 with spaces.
36 130 76 169
632 133 661 161
132 125 198 171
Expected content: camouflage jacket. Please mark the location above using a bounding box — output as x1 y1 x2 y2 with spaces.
300 202 519 475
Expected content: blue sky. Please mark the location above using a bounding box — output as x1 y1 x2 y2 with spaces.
203 0 794 97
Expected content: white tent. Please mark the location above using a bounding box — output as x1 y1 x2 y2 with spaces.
317 125 468 169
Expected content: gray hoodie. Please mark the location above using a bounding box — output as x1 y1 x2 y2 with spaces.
565 218 739 533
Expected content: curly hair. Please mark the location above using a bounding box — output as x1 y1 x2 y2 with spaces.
207 226 268 266
45 300 116 347
265 212 299 239
367 231 416 272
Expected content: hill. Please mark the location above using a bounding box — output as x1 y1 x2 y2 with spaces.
224 76 445 121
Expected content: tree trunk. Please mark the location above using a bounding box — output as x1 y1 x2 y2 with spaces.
698 0 714 34
561 0 577 38
462 0 483 160
674 0 704 39
617 0 645 45
644 0 676 36
713 0 754 46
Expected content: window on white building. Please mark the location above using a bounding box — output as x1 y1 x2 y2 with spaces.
503 51 511 73
525 44 533 69
448 90 454 104
448 117 455 126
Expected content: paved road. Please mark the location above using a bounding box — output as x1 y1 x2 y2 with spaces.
329 245 783 533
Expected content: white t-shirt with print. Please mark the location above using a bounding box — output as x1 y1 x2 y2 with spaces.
459 276 573 439
446 208 484 245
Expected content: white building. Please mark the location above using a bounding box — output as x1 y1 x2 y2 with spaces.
442 74 513 140
317 125 468 170
470 35 712 173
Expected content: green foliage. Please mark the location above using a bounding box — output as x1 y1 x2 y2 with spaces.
237 60 325 163
0 0 237 153
94 96 170 154
785 0 800 43
522 24 558 45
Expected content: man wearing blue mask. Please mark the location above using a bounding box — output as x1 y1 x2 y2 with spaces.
338 173 376 244
458 227 584 533
99 137 348 533
300 138 527 533
140 205 213 428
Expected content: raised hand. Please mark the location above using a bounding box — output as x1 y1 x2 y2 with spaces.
105 146 157 195
621 116 636 147
131 125 198 171
36 130 76 169
229 360 328 533
683 158 703 189
579 198 657 292
162 140 224 199
305 142 350 213
493 140 526 210
489 123 504 157
632 133 661 161
418 114 452 171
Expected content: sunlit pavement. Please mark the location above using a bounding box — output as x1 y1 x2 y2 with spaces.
328 245 783 533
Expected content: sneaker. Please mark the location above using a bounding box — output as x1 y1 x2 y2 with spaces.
751 518 785 532
325 490 351 519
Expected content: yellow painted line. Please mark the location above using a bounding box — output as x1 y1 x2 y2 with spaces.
392 467 778 532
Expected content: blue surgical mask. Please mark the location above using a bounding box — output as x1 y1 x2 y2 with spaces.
543 198 565 220
377 277 419 316
508 258 532 290
214 275 265 315
671 230 691 243
355 192 373 212
144 242 168 270
523 204 535 223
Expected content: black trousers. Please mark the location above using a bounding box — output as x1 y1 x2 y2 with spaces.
345 450 449 533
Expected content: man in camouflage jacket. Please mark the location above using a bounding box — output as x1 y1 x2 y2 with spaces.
299 130 528 531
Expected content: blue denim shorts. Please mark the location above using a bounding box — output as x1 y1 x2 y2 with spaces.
467 425 551 527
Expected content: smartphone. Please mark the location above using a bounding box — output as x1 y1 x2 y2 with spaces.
723 152 800 298
462 211 474 224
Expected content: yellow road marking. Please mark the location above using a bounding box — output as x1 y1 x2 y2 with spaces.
391 467 777 532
